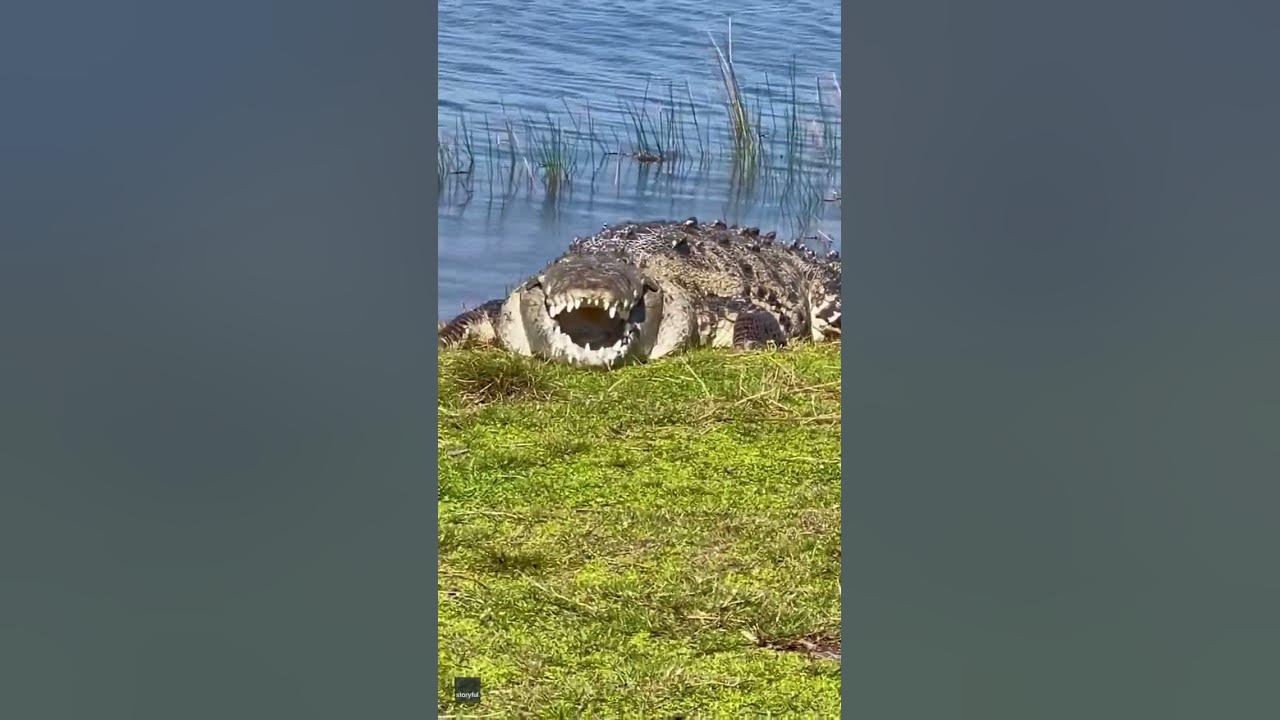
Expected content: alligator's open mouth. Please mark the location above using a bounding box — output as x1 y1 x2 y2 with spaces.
544 292 645 365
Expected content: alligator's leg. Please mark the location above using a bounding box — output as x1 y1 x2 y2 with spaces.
699 297 788 350
438 298 506 348
732 308 788 349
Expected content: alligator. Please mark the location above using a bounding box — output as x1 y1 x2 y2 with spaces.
438 218 841 368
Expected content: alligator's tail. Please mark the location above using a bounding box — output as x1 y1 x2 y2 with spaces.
438 298 506 348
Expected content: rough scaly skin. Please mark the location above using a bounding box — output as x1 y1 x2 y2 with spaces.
438 218 841 367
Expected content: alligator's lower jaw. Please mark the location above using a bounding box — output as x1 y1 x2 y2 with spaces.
554 340 634 367
547 329 639 366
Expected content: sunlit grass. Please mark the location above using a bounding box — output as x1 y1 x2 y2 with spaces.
438 343 841 717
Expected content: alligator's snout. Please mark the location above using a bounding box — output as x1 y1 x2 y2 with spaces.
516 254 662 367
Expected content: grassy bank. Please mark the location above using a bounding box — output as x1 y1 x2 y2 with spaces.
438 343 841 717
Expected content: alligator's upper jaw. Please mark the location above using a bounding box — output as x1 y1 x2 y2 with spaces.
543 291 644 366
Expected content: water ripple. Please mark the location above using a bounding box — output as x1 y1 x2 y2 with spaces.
438 0 841 317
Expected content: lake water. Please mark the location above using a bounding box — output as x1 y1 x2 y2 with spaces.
438 0 842 319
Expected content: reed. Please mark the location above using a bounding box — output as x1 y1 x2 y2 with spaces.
526 113 577 192
707 18 759 159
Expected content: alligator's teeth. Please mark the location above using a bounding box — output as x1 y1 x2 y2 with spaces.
607 306 616 318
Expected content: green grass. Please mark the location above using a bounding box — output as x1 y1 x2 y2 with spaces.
438 343 841 717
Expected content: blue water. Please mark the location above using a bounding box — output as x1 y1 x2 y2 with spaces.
438 0 842 318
